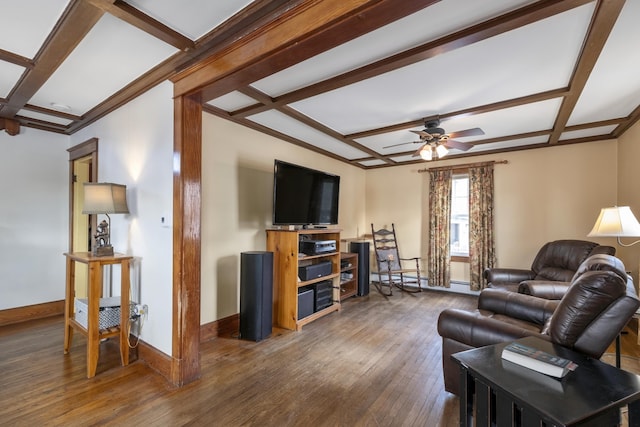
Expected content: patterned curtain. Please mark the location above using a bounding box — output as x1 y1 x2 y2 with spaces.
468 164 496 291
428 169 452 287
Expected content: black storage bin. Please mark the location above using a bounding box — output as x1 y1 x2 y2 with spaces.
298 286 314 320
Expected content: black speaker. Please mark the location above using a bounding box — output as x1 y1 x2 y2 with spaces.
350 241 370 296
240 251 273 341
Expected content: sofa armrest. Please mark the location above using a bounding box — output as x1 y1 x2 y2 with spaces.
478 289 559 325
518 280 570 300
484 268 536 283
437 308 550 348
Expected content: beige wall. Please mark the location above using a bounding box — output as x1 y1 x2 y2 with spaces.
201 110 633 320
201 114 366 323
617 120 640 284
366 139 618 283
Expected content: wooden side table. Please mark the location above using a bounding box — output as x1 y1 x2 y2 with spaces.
63 252 133 378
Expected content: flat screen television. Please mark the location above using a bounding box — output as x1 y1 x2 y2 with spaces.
272 160 340 226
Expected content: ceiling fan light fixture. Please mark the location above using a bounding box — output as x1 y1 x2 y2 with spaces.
436 144 449 158
420 146 433 161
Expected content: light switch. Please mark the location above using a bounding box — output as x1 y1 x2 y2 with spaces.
161 213 172 228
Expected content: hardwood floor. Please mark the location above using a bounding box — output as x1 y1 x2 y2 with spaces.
1 289 638 426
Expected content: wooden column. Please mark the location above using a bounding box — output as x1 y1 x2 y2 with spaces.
168 0 442 387
172 93 202 386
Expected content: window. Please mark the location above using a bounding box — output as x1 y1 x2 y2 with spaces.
450 173 469 257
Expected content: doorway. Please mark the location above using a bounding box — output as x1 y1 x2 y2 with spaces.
67 138 98 298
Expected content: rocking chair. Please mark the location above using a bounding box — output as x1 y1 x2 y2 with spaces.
371 223 422 296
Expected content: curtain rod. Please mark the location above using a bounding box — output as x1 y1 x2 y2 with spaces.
417 159 508 173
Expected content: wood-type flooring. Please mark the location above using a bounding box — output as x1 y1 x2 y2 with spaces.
1 288 638 426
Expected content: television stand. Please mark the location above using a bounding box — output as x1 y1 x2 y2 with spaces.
267 228 341 330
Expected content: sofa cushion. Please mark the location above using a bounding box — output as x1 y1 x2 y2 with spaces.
535 266 575 282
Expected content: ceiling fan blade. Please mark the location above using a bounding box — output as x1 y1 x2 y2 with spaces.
444 139 472 151
412 143 428 157
410 130 433 140
447 127 484 139
383 140 421 149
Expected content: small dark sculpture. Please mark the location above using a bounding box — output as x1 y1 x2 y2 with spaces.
93 219 113 256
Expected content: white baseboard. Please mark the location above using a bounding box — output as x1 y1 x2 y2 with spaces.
369 274 479 296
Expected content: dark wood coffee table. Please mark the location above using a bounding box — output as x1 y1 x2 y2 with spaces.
452 336 640 427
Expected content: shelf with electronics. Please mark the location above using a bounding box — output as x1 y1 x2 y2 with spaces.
266 228 342 331
339 252 358 301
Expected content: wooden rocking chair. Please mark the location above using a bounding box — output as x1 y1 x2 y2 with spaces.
371 223 422 296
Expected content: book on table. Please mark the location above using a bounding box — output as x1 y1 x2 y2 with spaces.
501 342 578 378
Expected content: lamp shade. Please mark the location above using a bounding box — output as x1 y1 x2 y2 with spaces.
82 183 129 214
587 206 640 237
420 146 433 161
435 144 449 158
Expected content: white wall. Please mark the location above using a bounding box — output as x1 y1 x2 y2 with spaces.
69 82 174 355
201 114 367 323
0 127 69 309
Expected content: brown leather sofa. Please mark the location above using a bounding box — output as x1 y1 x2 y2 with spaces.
484 239 615 293
437 254 639 395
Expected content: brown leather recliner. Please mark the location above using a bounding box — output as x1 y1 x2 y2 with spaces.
437 254 639 395
484 239 615 293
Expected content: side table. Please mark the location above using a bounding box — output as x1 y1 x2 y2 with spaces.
63 252 133 378
452 336 640 427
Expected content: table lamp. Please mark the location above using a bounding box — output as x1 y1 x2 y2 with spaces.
588 206 640 246
82 183 130 256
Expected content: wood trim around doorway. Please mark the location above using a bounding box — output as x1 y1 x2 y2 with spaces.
67 138 98 252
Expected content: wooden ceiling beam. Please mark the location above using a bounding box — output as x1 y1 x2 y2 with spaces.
0 118 20 136
346 88 570 139
15 115 69 134
0 0 104 118
279 105 392 163
612 104 640 137
87 0 195 52
67 0 300 134
238 86 391 163
202 103 355 165
172 0 442 100
23 104 82 122
548 0 626 144
0 48 34 69
232 0 594 119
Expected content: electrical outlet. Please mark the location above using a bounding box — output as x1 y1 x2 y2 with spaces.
134 304 148 317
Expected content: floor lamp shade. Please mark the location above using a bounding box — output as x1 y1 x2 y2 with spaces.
588 206 640 237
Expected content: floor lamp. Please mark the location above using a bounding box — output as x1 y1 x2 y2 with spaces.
588 205 640 368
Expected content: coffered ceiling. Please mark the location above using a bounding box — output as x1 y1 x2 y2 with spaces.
1 0 639 168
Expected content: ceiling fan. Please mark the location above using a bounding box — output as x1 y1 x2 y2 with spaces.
384 118 484 161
